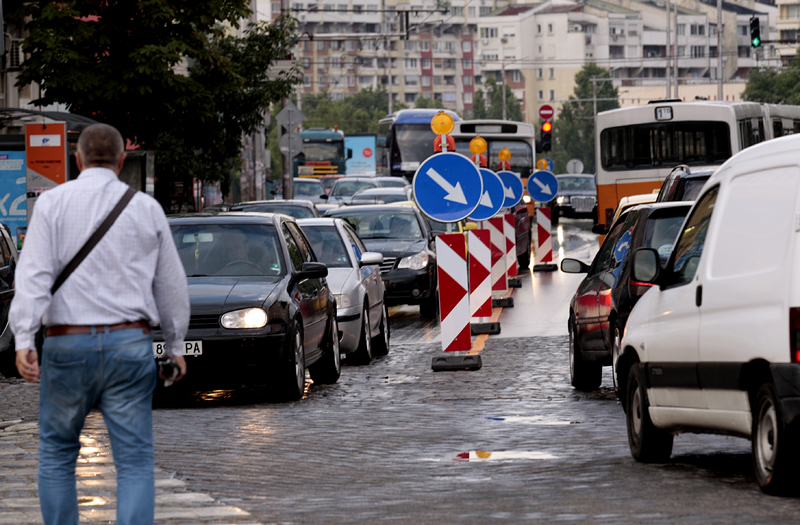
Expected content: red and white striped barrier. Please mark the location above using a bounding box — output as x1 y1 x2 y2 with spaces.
486 217 508 294
503 213 517 278
534 207 558 271
468 230 492 319
435 234 471 352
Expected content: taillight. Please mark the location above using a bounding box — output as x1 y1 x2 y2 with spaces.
790 307 800 363
630 279 654 297
605 208 614 226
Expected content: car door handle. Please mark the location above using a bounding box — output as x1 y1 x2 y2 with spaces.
696 285 702 307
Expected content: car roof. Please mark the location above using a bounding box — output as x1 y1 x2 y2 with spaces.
233 199 315 207
668 165 717 179
619 193 658 206
325 203 419 214
623 200 694 217
167 211 284 224
355 187 409 195
556 174 594 178
296 217 341 227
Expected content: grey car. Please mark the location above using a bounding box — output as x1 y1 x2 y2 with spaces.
297 218 389 364
552 174 598 223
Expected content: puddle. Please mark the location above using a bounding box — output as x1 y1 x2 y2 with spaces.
78 496 108 506
454 450 557 462
485 416 576 425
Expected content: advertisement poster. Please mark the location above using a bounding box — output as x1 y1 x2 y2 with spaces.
25 122 68 223
0 151 28 248
345 134 377 175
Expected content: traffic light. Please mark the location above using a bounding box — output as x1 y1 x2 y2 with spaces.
750 17 761 48
540 121 552 153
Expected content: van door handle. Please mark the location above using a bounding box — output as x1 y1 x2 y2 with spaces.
696 285 702 307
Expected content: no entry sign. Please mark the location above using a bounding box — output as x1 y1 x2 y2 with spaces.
539 105 554 120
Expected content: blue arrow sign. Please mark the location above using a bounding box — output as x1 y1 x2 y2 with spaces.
527 170 559 203
545 157 554 172
412 152 483 222
497 170 524 208
468 168 506 221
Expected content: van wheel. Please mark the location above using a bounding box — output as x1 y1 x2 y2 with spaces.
308 316 341 384
752 383 798 494
569 318 601 391
626 365 673 462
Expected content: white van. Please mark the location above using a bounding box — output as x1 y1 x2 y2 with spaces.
617 132 800 495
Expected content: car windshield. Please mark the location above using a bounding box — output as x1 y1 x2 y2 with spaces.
557 177 595 191
231 204 316 219
294 180 325 197
301 225 351 268
336 211 423 239
377 178 410 188
645 209 691 264
332 180 378 197
394 123 436 166
302 141 343 162
170 224 285 278
679 178 710 202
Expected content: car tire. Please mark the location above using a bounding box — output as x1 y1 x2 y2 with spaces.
626 364 673 463
351 305 373 365
308 316 341 384
569 317 602 391
372 304 390 356
752 383 799 495
419 294 438 319
517 243 531 271
276 324 305 401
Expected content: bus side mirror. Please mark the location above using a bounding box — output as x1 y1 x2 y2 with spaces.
347 148 353 159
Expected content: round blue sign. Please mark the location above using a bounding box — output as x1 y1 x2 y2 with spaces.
497 170 524 208
412 152 483 222
468 169 506 221
526 170 559 203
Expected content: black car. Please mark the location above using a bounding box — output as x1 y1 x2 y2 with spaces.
230 199 321 219
0 224 18 378
154 212 340 399
551 174 597 223
656 165 715 202
324 204 438 317
560 201 691 392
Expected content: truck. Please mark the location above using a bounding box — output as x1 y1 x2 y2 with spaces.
294 128 352 178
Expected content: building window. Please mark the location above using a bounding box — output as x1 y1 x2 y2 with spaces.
434 76 443 85
405 93 418 103
464 92 473 104
317 40 326 51
480 28 497 38
677 46 686 57
272 3 281 13
463 41 472 52
538 90 544 100
422 75 431 87
787 5 800 18
691 46 705 58
690 24 705 36
421 41 430 51
503 26 515 38
510 70 522 82
549 68 554 79
468 6 476 16
304 75 311 86
422 58 431 69
324 4 333 11
405 41 418 51
677 24 685 36
367 4 377 12
329 57 342 69
405 58 418 68
463 58 472 69
451 6 463 16
463 75 473 86
537 68 543 79
549 90 555 101
405 75 419 86
548 23 553 33
480 6 492 15
301 57 311 69
443 59 455 69
537 24 541 33
353 4 363 13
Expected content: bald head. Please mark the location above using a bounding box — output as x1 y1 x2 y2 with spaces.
76 124 125 172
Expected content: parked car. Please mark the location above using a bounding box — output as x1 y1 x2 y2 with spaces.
327 177 380 204
560 201 692 392
154 212 340 399
618 133 800 494
297 218 389 364
591 193 658 235
346 187 412 205
552 174 598 223
230 199 320 219
655 165 715 203
324 204 438 317
0 224 19 378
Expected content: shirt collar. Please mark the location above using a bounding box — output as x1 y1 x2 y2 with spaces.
77 167 119 181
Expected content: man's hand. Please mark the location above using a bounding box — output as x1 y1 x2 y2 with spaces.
159 355 187 382
16 349 39 383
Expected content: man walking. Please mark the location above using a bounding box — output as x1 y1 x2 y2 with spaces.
10 123 190 525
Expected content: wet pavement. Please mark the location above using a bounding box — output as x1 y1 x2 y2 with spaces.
2 219 800 523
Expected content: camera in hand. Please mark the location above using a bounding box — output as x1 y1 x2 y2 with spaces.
156 357 180 386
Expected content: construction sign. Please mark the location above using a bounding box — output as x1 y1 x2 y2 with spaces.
25 122 68 222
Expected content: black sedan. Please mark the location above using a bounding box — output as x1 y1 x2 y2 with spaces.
551 174 597 223
560 201 691 393
154 212 340 399
324 204 438 317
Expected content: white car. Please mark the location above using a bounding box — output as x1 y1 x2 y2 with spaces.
297 218 389 364
617 133 800 495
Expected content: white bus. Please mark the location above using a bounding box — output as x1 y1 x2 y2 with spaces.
595 100 800 229
450 119 536 180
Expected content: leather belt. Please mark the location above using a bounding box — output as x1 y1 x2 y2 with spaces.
45 320 151 337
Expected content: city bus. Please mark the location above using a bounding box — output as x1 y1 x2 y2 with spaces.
595 100 800 230
450 119 536 180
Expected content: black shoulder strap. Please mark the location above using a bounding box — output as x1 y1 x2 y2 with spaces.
51 186 137 296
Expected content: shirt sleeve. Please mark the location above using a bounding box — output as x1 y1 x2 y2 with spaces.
151 205 190 357
9 196 58 351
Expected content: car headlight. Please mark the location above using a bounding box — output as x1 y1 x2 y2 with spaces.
221 308 268 329
334 294 351 309
557 196 568 204
397 251 429 270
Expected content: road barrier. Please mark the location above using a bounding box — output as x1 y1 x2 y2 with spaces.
468 230 499 335
435 234 472 352
534 207 558 272
504 213 521 287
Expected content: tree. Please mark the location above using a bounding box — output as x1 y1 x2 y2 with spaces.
477 76 523 121
299 87 401 134
742 52 800 105
552 63 619 175
473 89 486 119
415 96 443 109
10 1 301 184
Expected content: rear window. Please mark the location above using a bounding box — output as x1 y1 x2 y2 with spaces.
231 204 316 219
335 211 423 239
300 225 351 268
645 207 691 264
677 177 710 202
332 180 379 197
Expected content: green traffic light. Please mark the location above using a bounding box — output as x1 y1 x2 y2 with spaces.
753 38 761 47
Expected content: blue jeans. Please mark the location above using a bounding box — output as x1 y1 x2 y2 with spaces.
38 327 156 525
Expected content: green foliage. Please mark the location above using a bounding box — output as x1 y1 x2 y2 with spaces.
478 76 523 121
415 96 444 109
473 89 486 119
10 1 302 183
742 53 800 105
552 63 619 175
299 87 403 134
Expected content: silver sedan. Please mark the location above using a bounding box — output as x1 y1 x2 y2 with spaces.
297 218 389 364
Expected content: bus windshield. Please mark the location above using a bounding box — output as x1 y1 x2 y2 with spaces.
393 124 436 170
454 139 533 178
303 142 344 162
600 121 731 170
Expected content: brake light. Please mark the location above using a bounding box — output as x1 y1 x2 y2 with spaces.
605 208 614 226
790 307 800 363
630 279 654 297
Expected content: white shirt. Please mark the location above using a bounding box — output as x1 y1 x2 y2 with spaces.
9 168 190 357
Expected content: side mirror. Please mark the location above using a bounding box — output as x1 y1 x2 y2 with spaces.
360 252 384 267
297 261 328 280
347 148 353 159
591 223 608 235
560 258 591 274
632 248 660 284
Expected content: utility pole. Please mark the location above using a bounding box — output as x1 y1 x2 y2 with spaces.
280 0 293 200
501 62 507 121
666 0 672 98
673 0 679 99
717 0 723 101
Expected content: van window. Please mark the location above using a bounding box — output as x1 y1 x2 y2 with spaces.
710 169 799 278
670 186 719 285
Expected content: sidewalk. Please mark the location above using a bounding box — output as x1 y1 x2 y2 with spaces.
0 378 262 524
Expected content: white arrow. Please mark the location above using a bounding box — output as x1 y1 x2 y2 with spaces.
504 184 516 199
478 190 493 208
427 167 467 204
532 177 552 195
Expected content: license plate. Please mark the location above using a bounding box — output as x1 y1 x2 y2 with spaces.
152 341 203 357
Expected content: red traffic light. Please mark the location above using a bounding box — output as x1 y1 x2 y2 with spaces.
542 121 553 133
